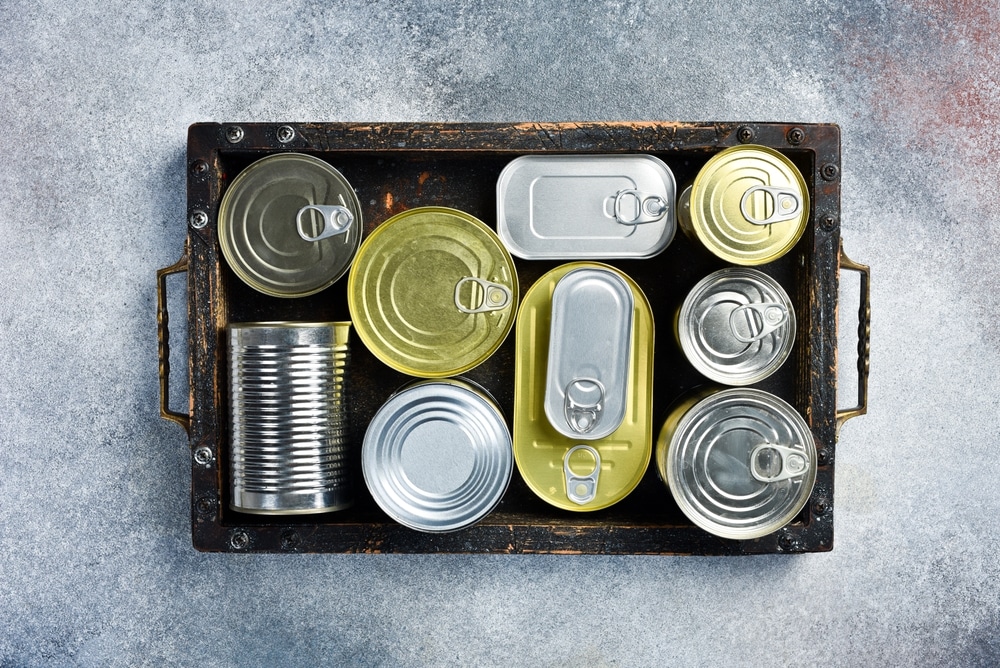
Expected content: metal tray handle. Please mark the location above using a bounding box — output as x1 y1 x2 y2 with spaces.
836 241 870 434
157 249 191 434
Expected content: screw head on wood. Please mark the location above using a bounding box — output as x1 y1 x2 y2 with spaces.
226 125 245 144
190 159 209 176
190 210 209 229
787 127 805 145
736 126 755 143
821 163 839 181
194 446 214 466
276 125 295 143
230 530 250 550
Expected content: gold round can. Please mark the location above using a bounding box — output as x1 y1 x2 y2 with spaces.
218 153 363 297
679 145 809 265
347 206 518 378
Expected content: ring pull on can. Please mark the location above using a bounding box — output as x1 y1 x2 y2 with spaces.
612 189 669 226
749 444 810 483
564 378 605 434
454 276 512 314
739 185 802 226
564 445 601 505
729 302 789 344
296 203 355 242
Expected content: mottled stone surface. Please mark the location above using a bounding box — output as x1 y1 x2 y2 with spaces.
1 0 997 665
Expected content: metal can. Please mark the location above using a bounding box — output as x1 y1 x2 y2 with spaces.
513 262 654 511
218 153 363 297
545 267 633 440
496 154 676 259
676 267 796 385
362 379 513 532
678 145 809 265
656 388 817 539
347 206 518 378
228 322 352 515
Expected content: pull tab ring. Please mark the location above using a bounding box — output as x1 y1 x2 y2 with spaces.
564 378 605 434
739 186 801 226
613 189 669 226
564 445 601 505
749 444 809 483
454 277 512 314
296 204 355 242
729 302 789 343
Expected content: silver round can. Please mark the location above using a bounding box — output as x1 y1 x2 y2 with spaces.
362 379 512 532
656 388 817 540
229 322 352 514
677 267 795 385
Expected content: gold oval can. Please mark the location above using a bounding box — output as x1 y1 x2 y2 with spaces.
348 207 518 378
679 145 809 265
513 262 654 512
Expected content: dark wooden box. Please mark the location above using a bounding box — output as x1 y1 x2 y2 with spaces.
159 121 866 554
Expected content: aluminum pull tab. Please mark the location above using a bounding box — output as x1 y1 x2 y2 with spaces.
749 444 809 483
739 186 801 225
564 378 605 434
729 302 789 343
296 204 354 242
454 277 512 314
613 189 669 226
564 445 601 505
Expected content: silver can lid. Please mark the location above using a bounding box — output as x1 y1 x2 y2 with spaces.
496 154 676 259
663 388 817 540
544 267 634 440
677 268 795 385
362 380 512 532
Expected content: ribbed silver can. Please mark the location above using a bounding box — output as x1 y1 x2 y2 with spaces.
228 321 352 515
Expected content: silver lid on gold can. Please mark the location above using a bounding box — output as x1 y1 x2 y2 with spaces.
657 388 816 540
362 379 512 533
677 268 795 385
218 153 363 297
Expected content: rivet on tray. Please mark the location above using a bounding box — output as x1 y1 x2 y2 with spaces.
226 125 245 144
821 163 839 181
195 496 217 516
190 210 209 229
230 530 251 550
276 125 296 143
193 446 214 467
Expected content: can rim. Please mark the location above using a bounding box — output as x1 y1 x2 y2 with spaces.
677 268 796 385
688 145 810 266
347 206 518 378
218 152 363 298
664 388 817 540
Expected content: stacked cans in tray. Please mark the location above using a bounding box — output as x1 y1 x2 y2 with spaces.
218 146 815 540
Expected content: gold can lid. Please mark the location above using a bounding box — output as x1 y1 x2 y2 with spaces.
348 207 518 378
218 153 363 297
689 145 809 265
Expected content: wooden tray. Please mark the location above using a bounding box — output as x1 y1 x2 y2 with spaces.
158 122 869 554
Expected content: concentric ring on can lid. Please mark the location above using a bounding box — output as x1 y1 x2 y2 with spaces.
678 268 796 385
362 379 513 532
348 207 518 378
688 145 809 265
218 153 363 297
661 388 817 540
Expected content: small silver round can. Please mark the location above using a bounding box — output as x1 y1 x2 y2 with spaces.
363 379 512 532
656 388 817 540
677 267 795 385
229 321 351 515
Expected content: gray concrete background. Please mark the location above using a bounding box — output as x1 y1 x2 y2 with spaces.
1 0 997 665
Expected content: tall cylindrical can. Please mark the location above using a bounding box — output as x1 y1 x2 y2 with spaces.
228 321 352 515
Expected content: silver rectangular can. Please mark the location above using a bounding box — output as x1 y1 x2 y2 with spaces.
496 154 677 259
228 321 352 515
